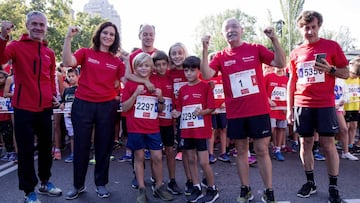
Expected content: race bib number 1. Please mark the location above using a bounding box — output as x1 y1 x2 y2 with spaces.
229 69 259 98
180 104 204 129
158 97 172 119
134 95 158 119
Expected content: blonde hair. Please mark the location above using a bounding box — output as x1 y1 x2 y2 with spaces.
132 52 154 70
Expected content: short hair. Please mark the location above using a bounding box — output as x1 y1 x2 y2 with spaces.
296 11 323 28
67 68 79 76
132 52 154 70
152 50 168 64
138 24 155 38
183 56 201 70
92 22 120 55
26 11 47 24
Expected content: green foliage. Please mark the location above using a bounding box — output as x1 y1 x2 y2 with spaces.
0 0 107 62
193 9 257 56
0 0 27 40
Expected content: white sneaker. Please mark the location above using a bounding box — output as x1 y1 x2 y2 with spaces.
341 152 359 161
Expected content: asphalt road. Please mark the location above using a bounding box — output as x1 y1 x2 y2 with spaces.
0 144 360 203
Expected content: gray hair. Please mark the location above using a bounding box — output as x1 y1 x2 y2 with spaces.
26 11 47 24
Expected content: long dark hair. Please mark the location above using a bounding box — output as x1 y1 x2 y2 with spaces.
91 22 120 55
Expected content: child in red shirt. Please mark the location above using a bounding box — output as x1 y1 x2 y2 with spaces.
172 56 219 203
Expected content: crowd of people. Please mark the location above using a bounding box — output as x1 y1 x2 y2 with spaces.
0 9 360 203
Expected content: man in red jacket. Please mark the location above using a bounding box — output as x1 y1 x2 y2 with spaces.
0 11 62 203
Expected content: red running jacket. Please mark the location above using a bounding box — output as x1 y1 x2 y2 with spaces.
0 34 56 112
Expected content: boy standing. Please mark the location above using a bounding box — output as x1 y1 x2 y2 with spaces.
172 56 219 203
59 68 79 163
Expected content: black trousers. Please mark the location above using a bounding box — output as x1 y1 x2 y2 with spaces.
14 108 53 194
71 98 116 188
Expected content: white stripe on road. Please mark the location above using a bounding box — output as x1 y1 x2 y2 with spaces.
0 164 17 177
0 161 15 171
344 200 360 203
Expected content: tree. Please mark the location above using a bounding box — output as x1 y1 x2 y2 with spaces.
0 0 27 40
193 9 257 56
0 0 108 62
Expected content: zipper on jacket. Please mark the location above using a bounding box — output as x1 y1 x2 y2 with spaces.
16 84 22 106
37 42 42 107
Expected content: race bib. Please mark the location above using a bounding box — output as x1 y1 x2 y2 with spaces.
134 95 158 119
347 84 360 102
173 82 188 98
180 104 204 129
213 84 225 99
229 69 259 98
297 61 325 84
159 97 172 119
271 87 286 101
0 97 9 111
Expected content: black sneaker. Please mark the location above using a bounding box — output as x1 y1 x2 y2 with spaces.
328 187 342 203
65 186 86 200
297 181 317 198
261 188 276 203
237 185 254 203
198 187 219 203
184 180 194 196
201 178 208 188
153 184 174 201
167 180 182 195
187 186 203 203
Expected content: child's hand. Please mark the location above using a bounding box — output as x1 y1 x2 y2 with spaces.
194 106 202 116
59 103 65 110
171 109 181 118
135 85 145 96
154 88 162 98
144 81 155 93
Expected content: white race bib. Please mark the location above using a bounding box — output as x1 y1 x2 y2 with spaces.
0 97 9 111
180 104 204 129
134 95 158 119
213 84 225 99
271 87 287 101
347 84 360 102
159 97 172 119
173 82 188 98
229 69 259 98
297 61 325 84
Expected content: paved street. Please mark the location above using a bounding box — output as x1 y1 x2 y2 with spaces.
1 144 360 203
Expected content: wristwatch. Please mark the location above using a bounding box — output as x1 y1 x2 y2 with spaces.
329 66 337 75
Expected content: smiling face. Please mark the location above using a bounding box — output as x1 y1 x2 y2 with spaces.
139 24 155 49
169 45 186 67
100 26 116 49
26 13 47 41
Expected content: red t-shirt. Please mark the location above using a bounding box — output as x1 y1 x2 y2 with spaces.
167 69 188 109
150 74 174 126
209 75 225 109
289 38 348 107
177 81 215 139
74 48 125 102
122 80 160 134
264 72 288 120
209 42 274 119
